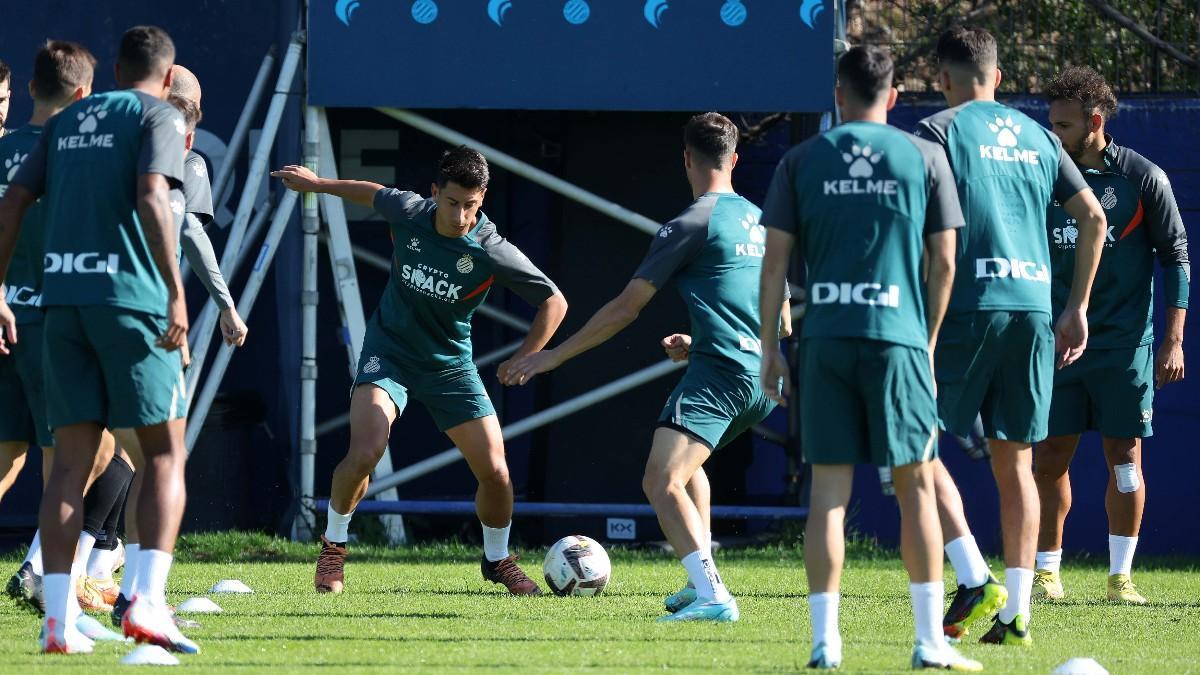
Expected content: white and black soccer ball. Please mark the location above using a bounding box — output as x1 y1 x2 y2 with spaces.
542 535 611 597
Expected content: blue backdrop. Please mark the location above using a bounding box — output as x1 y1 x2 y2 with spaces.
308 0 834 111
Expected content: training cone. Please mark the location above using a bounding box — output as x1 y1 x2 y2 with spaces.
208 579 253 594
120 644 181 665
1053 658 1109 675
176 597 223 613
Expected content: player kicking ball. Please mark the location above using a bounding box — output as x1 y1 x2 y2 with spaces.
1034 66 1189 605
759 46 981 671
504 112 790 623
272 146 566 596
914 27 1107 646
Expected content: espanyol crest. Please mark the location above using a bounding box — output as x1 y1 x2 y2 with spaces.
456 254 475 274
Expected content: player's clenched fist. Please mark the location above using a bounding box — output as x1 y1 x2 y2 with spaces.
661 333 691 362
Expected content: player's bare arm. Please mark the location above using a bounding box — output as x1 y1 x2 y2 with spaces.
271 164 382 208
137 173 188 351
758 227 792 406
1156 307 1186 388
780 298 793 339
496 291 568 383
1056 188 1107 368
0 184 37 351
925 229 956 388
502 279 656 386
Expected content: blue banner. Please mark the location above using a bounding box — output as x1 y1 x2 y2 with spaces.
309 0 833 111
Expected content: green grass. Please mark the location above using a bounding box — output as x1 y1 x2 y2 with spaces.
2 531 1199 672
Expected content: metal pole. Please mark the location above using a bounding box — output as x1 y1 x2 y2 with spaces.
325 499 809 520
187 33 304 402
365 358 687 497
295 104 321 539
230 202 276 281
376 108 662 237
211 47 278 209
186 190 300 452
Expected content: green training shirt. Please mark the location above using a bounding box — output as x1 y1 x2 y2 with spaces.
1048 136 1190 349
762 121 964 350
369 188 559 372
11 90 187 317
634 192 786 376
915 100 1089 315
0 125 47 324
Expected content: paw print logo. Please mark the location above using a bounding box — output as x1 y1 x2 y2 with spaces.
842 143 883 178
191 161 207 178
740 213 765 244
170 196 185 215
76 105 108 134
1062 224 1079 244
174 117 187 135
987 116 1021 147
657 225 673 239
4 151 27 181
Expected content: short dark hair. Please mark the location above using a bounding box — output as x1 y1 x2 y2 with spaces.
32 41 96 105
837 46 894 104
436 145 489 190
118 25 175 82
168 94 202 132
1045 66 1118 121
0 59 10 85
683 112 738 167
937 26 997 72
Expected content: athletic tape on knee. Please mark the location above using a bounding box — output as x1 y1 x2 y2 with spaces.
1114 462 1140 494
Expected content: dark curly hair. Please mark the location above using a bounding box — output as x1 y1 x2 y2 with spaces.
1045 66 1118 121
436 145 489 190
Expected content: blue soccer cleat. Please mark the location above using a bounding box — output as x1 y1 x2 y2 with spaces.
807 641 843 669
664 583 697 613
655 596 739 623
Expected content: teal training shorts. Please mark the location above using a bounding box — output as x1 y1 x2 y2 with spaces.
43 306 187 430
935 310 1054 444
799 337 939 468
353 346 494 432
0 321 53 447
656 359 776 451
1047 344 1154 439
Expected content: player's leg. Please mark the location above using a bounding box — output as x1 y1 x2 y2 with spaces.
662 466 711 612
979 439 1037 647
933 458 1005 636
317 383 399 593
805 464 852 667
446 414 540 596
1032 434 1078 600
1103 436 1146 603
110 429 143 623
77 451 133 613
0 441 28 501
0 349 36 502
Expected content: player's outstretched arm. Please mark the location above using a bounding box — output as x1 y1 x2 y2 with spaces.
1057 188 1107 368
758 228 793 406
502 280 656 386
0 185 36 352
138 173 188 351
271 164 383 208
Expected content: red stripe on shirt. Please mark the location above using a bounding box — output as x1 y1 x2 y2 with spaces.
461 275 495 301
1119 199 1144 240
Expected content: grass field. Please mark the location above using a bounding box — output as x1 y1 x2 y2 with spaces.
1 532 1198 672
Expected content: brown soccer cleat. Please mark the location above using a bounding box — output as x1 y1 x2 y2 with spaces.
481 554 542 596
315 536 347 594
78 576 116 613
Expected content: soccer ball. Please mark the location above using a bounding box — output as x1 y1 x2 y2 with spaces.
542 535 610 596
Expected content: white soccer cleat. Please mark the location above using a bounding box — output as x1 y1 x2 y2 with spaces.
122 596 200 654
911 641 983 671
40 615 95 654
807 641 843 669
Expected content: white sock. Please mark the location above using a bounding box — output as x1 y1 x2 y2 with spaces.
481 521 511 562
324 505 353 543
87 547 120 581
1035 549 1062 573
808 592 841 650
43 573 72 627
707 531 714 555
73 532 97 580
133 549 172 606
999 567 1033 624
681 549 731 603
1109 535 1138 576
23 530 43 575
118 544 140 600
944 535 990 588
910 582 945 650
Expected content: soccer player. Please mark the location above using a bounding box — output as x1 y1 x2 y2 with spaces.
759 45 980 671
914 26 1107 645
0 59 11 137
502 112 791 622
1033 66 1189 605
110 66 247 629
0 26 195 654
271 146 566 596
